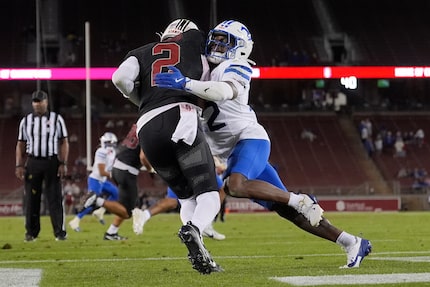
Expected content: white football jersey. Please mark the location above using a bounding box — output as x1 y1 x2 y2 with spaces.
201 59 269 162
88 146 116 182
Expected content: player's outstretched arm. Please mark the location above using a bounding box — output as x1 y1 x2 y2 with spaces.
155 66 235 101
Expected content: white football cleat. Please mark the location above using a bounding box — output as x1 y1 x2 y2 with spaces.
68 216 81 232
296 194 324 227
92 207 106 225
132 208 150 235
82 192 97 209
341 237 372 268
202 224 226 241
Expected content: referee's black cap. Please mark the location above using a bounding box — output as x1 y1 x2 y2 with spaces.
32 90 48 102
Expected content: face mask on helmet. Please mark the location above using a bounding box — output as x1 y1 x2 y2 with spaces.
159 19 199 42
100 132 118 149
205 20 254 64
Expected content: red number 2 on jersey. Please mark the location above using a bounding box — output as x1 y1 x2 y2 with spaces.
151 42 180 86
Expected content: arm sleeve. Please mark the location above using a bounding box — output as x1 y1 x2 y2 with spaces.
112 56 140 96
184 79 234 101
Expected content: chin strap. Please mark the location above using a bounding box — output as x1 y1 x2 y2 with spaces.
246 59 256 65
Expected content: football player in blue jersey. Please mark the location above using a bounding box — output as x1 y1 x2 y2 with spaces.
155 20 372 268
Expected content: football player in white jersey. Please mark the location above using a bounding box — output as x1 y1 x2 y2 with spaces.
69 132 119 232
155 20 371 268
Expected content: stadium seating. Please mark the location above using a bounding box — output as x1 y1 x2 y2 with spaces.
0 116 157 199
327 0 430 65
2 0 430 202
2 113 429 201
0 117 22 194
353 113 430 192
2 0 430 67
259 113 371 194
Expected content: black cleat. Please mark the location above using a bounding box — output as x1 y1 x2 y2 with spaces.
178 222 223 274
24 234 36 242
103 233 128 241
55 235 67 241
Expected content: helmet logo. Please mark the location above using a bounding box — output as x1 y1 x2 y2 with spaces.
241 26 252 41
160 19 199 41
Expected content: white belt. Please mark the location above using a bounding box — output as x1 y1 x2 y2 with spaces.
113 160 139 175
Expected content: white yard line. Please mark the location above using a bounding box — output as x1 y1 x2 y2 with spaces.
270 273 430 286
0 268 42 287
370 256 430 262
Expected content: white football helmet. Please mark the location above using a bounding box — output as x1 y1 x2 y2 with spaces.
159 19 199 42
206 20 254 64
100 132 118 148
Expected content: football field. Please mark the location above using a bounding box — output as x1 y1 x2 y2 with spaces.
1 211 430 286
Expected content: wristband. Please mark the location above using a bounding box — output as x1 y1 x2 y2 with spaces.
59 161 68 166
15 165 23 168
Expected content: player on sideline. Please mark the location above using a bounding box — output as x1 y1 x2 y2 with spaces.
155 19 371 268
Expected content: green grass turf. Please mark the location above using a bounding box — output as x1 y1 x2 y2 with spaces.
1 212 430 286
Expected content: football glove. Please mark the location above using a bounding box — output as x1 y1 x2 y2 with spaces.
155 66 189 89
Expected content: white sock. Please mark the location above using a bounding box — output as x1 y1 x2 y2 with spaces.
191 191 221 234
107 224 119 234
96 197 105 207
336 231 357 249
287 192 303 209
179 197 197 225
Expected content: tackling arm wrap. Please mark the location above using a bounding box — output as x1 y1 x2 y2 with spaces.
185 79 235 101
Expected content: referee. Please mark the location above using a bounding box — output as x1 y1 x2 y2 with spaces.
15 90 69 242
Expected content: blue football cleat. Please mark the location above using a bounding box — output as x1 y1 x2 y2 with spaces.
341 237 372 268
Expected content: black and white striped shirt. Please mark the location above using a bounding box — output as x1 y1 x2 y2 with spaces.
17 112 68 158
